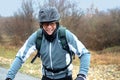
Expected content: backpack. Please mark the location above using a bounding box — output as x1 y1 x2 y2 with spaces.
31 27 75 73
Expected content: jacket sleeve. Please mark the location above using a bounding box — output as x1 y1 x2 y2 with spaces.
6 31 37 79
66 29 91 76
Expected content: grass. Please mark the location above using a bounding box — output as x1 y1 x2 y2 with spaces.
0 45 18 68
0 45 18 58
0 45 120 78
90 51 120 66
92 46 120 65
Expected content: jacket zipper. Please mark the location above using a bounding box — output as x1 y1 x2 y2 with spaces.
49 43 54 76
49 43 53 69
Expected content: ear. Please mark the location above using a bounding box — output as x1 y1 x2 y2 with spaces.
39 23 43 28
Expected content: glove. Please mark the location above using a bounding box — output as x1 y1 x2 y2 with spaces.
5 78 12 80
75 74 86 80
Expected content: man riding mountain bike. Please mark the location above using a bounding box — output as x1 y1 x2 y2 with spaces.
5 7 91 80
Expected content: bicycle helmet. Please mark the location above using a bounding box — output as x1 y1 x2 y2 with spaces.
39 7 60 23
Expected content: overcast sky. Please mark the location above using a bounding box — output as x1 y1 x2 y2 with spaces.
0 0 120 17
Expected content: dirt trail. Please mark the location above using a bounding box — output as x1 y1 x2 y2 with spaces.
0 67 40 80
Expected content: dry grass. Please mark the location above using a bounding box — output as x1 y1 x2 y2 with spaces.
91 51 120 65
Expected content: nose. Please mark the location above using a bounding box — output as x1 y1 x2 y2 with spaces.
47 24 52 28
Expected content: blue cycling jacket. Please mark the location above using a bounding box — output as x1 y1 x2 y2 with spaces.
6 26 91 80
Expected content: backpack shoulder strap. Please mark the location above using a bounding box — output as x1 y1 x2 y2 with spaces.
58 27 71 53
31 29 43 63
58 26 75 58
36 29 43 53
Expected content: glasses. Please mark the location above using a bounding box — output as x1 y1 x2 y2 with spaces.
42 22 56 27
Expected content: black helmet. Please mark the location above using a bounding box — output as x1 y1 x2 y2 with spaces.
39 7 60 23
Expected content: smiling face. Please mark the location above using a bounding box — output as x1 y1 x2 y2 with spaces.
42 22 57 35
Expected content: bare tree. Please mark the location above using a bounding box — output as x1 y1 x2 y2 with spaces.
18 0 35 37
3 0 36 46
